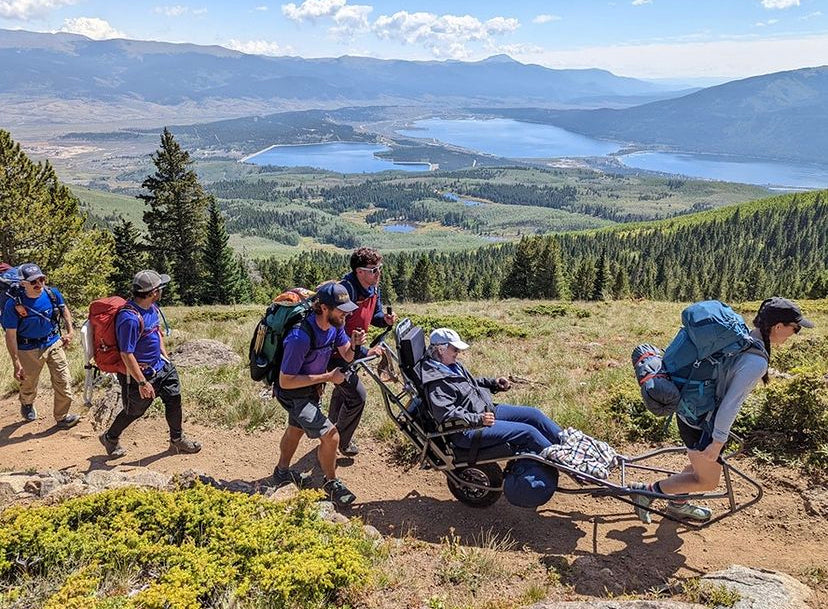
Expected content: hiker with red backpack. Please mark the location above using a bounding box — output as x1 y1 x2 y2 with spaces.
97 270 201 458
1 263 79 428
328 247 397 457
631 297 813 523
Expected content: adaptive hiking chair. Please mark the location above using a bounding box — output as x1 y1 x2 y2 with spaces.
358 318 764 528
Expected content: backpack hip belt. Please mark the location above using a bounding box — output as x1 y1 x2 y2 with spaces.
17 328 60 346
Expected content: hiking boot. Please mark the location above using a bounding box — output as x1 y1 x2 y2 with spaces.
99 432 126 458
323 477 356 507
20 404 36 422
170 435 202 454
666 501 712 522
272 467 311 489
56 414 80 430
631 482 653 524
340 441 359 457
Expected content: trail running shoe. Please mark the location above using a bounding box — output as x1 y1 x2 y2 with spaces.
169 435 202 454
21 404 37 422
340 441 359 457
272 467 311 489
323 477 356 507
56 414 80 429
99 432 126 458
666 501 712 522
631 482 653 524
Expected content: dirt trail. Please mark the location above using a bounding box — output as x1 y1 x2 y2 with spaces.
1 396 826 604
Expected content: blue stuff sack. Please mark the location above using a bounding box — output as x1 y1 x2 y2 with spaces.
503 459 559 508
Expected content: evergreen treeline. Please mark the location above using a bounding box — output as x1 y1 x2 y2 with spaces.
221 203 360 248
255 190 828 303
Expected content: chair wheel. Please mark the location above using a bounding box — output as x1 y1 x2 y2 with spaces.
447 463 503 507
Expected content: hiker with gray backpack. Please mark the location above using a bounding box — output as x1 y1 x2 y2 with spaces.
630 298 813 523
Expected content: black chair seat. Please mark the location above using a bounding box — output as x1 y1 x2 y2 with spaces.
452 443 517 463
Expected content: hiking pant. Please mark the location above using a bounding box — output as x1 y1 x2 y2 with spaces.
452 404 562 454
17 342 73 422
328 368 366 449
107 361 183 441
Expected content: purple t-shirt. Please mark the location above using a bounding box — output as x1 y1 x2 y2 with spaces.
280 312 349 376
115 301 164 373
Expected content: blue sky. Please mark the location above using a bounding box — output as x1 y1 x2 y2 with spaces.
1 0 827 79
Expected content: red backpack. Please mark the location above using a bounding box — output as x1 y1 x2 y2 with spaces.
88 297 145 374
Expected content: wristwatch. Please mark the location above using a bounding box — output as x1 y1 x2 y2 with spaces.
138 380 148 386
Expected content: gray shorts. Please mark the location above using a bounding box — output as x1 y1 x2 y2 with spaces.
276 386 335 439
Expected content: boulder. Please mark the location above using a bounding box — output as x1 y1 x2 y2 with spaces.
527 602 704 609
172 339 241 368
702 565 811 609
802 485 828 518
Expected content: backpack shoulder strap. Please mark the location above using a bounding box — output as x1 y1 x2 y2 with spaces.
43 287 62 330
117 303 145 336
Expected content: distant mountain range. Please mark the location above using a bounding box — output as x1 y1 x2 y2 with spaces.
0 29 673 107
487 66 828 164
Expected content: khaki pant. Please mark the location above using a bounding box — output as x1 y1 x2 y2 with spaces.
17 342 73 421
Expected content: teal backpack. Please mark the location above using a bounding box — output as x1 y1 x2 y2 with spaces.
662 300 767 424
249 288 317 386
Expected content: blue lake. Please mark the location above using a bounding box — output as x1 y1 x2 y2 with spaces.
619 151 828 189
397 117 620 158
245 142 429 173
383 223 416 233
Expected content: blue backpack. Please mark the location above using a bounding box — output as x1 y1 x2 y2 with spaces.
633 301 767 425
503 459 559 508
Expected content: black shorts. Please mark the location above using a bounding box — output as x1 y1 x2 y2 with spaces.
677 417 723 456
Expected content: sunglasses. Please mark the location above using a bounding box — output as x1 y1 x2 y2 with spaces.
357 264 383 275
790 323 801 334
25 277 46 286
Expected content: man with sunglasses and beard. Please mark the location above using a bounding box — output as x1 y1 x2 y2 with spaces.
273 281 375 507
2 263 79 428
328 247 397 458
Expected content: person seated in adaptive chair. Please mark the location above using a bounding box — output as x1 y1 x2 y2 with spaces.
421 327 562 459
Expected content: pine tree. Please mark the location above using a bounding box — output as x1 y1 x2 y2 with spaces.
378 263 397 305
536 237 568 299
570 257 597 301
111 218 147 297
501 237 538 298
202 200 244 304
592 253 612 301
0 129 114 304
611 263 630 300
140 128 210 304
408 255 436 302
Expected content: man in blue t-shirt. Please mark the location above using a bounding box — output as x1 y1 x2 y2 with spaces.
98 270 201 459
273 281 371 507
2 263 79 428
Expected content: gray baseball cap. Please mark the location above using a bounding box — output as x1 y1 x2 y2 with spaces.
132 270 171 292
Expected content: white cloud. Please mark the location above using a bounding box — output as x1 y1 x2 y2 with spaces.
154 4 188 16
58 16 124 39
754 19 779 26
532 14 561 24
632 0 652 6
372 11 519 58
282 0 346 21
0 0 75 20
254 5 268 10
801 11 822 19
512 33 828 78
225 38 292 56
761 0 799 8
330 3 372 37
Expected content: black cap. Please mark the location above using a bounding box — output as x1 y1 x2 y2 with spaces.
19 263 45 282
756 297 814 328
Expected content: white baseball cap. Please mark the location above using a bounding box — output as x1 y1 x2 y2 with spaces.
429 328 469 350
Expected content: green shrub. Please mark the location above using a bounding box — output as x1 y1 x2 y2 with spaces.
773 336 828 373
746 371 828 472
523 304 570 318
406 314 527 340
0 484 379 608
604 383 674 443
